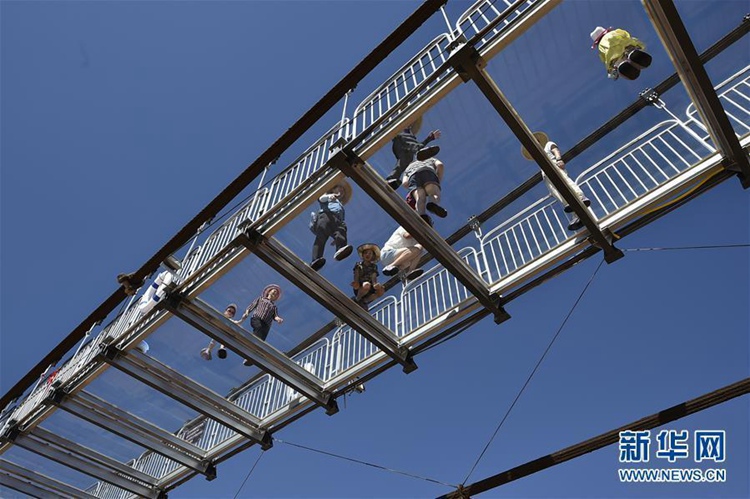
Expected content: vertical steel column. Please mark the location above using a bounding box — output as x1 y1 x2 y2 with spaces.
448 43 624 263
643 0 750 188
331 151 510 323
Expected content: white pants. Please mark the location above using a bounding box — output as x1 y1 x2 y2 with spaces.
543 171 586 208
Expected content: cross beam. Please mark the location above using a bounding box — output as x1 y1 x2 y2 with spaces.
449 43 624 263
101 347 272 450
167 295 339 415
236 231 418 373
10 427 161 498
643 0 750 188
331 151 510 323
52 390 214 478
0 459 97 499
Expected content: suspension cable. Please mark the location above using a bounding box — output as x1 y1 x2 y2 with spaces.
274 438 457 488
232 451 265 499
462 258 605 485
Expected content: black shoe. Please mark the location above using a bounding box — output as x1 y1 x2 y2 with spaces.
405 268 424 281
386 178 401 189
383 265 399 277
616 60 640 80
426 202 447 218
567 218 584 231
243 358 254 367
627 49 652 69
311 257 326 271
217 347 227 359
416 145 440 161
420 213 434 226
334 245 353 261
564 198 591 213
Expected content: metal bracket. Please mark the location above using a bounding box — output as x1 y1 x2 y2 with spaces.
639 88 660 105
467 215 483 238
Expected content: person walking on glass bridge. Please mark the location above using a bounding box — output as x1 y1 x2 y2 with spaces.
352 243 385 311
402 156 447 223
590 26 652 81
386 115 441 189
310 180 354 271
380 221 431 281
236 284 284 365
200 303 237 361
522 132 591 232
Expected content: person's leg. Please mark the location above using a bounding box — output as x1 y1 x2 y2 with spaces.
413 187 428 215
250 317 270 341
424 183 447 217
311 213 332 270
355 282 372 301
332 222 353 260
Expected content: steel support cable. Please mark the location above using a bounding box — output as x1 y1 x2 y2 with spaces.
274 438 457 489
440 377 750 499
625 243 750 252
232 451 264 499
0 0 448 412
462 258 605 485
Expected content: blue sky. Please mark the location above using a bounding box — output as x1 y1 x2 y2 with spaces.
1 1 748 498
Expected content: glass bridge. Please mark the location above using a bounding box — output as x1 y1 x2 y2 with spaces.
1 1 748 497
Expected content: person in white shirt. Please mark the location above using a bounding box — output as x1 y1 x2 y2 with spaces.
380 222 432 281
522 131 591 231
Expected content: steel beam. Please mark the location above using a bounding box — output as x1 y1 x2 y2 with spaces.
331 151 510 323
448 43 624 263
101 347 273 449
0 459 96 499
11 427 159 498
643 0 750 188
167 296 338 415
237 231 418 372
52 390 214 478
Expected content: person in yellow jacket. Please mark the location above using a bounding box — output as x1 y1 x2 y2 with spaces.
590 26 652 80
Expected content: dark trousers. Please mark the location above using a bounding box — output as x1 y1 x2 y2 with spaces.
250 316 271 341
388 132 422 181
312 211 347 261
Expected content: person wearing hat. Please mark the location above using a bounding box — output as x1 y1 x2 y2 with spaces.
386 116 441 189
351 243 385 310
200 303 238 360
522 132 591 232
590 26 651 80
310 180 354 271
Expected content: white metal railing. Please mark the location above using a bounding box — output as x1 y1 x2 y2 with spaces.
350 35 453 142
686 64 750 142
401 248 483 334
576 120 715 219
481 198 568 283
455 0 537 50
